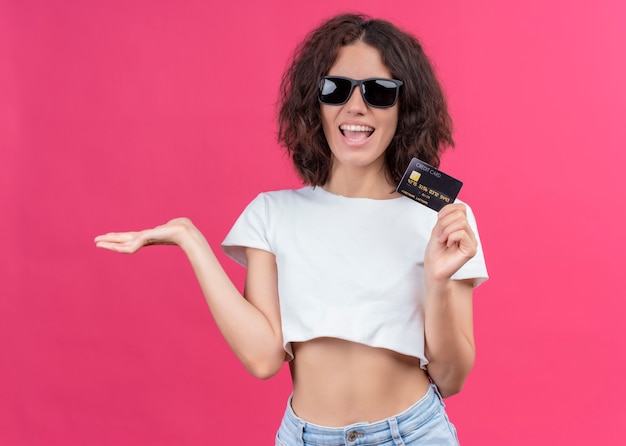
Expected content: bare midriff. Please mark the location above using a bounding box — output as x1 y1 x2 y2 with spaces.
289 337 431 427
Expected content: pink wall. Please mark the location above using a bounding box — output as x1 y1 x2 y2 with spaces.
1 0 624 444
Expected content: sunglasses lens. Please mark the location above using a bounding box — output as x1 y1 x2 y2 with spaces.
362 79 400 107
319 77 352 105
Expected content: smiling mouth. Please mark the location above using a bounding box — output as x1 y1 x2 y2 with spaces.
340 124 374 142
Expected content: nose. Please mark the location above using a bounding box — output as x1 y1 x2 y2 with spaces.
345 85 367 113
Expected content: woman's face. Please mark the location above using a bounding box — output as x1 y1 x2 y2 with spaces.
321 41 399 177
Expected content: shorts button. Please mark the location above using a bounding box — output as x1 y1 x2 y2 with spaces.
347 431 357 441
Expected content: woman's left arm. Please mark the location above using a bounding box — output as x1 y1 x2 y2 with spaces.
423 203 478 398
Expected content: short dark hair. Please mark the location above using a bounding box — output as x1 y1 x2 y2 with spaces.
278 13 454 186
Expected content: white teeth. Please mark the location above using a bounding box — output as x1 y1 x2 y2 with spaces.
340 124 374 132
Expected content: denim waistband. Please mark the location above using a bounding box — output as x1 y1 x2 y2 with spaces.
279 383 444 443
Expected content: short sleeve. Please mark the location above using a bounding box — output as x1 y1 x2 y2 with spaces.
450 202 489 287
221 193 272 267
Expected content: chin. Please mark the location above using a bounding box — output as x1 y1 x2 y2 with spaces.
335 149 386 168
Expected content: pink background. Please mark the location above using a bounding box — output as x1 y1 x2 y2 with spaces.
1 0 625 444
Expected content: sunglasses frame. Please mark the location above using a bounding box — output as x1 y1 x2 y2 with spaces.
318 76 404 109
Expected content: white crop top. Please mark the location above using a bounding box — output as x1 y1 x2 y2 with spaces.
222 186 488 368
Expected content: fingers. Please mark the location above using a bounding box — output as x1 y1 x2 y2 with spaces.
94 232 139 244
434 204 477 255
435 204 466 241
94 231 142 254
443 230 476 259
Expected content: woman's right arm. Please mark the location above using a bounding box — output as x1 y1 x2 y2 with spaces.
94 217 286 379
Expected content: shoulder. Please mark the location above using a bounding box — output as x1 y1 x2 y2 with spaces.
239 187 311 211
262 186 314 199
259 186 320 208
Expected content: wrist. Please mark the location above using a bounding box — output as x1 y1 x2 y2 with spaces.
174 220 207 252
425 276 453 297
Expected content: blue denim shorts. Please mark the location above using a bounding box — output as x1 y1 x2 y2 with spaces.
275 383 460 446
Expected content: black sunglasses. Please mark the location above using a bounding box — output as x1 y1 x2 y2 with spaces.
318 76 404 108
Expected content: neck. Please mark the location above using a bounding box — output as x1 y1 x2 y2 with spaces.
323 165 399 200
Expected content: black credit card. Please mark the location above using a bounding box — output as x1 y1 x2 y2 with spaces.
396 158 463 212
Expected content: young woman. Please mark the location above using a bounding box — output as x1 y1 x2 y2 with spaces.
95 13 488 445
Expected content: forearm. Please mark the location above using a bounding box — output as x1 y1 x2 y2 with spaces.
177 224 285 379
424 279 475 397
